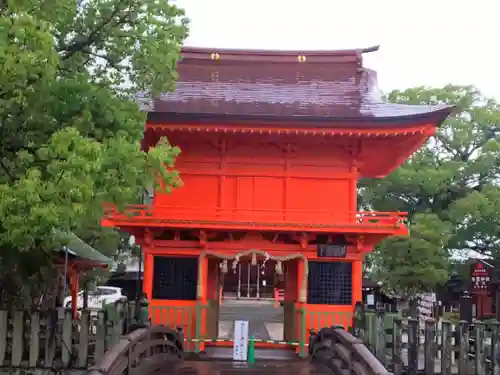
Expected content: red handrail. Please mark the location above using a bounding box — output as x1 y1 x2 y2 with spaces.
103 203 407 217
102 203 408 229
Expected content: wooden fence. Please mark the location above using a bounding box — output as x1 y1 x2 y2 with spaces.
0 305 128 373
354 307 500 375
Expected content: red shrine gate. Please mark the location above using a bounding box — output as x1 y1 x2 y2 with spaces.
102 46 453 353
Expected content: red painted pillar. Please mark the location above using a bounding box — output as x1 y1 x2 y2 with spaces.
351 259 363 328
283 261 295 300
199 255 208 303
296 258 306 347
206 259 218 300
143 251 153 299
70 271 79 318
197 255 209 352
352 260 363 303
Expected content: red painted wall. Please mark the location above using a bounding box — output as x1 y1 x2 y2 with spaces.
154 134 358 223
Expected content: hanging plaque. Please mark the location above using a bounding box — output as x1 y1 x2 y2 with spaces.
317 244 347 258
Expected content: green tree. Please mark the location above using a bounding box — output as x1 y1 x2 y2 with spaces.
371 214 451 298
0 0 188 307
361 85 500 297
449 185 500 258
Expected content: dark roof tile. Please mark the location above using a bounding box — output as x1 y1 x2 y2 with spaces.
146 47 453 123
54 231 114 265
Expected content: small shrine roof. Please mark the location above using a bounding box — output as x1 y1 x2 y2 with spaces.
143 46 453 125
54 231 114 265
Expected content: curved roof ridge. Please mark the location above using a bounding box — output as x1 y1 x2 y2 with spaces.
182 45 380 55
180 46 380 63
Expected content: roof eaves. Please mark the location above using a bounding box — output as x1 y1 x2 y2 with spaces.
146 105 455 128
54 231 114 265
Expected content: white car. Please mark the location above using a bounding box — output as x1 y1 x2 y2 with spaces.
64 286 127 309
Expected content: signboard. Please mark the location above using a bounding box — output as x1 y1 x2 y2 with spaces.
472 262 490 292
317 244 347 258
232 320 249 361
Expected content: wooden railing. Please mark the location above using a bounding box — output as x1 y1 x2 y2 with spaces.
354 306 500 375
88 325 183 375
0 305 128 371
102 204 407 230
310 326 392 375
0 303 392 374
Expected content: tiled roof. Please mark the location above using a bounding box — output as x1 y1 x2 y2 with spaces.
145 47 453 124
54 231 114 265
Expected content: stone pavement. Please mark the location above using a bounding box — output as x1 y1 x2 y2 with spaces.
218 321 285 341
172 359 331 375
218 299 286 341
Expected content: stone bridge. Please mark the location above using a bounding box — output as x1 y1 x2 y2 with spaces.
87 325 391 375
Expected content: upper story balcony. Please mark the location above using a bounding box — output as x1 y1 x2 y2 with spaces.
101 204 408 235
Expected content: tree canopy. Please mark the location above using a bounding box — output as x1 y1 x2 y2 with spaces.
363 85 500 297
0 0 188 306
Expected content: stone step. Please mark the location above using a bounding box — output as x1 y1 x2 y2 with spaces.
203 347 298 360
219 311 284 323
220 316 283 323
218 321 285 341
219 309 283 317
218 300 285 325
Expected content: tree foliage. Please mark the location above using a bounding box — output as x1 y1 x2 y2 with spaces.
362 85 500 297
0 0 188 306
370 214 451 298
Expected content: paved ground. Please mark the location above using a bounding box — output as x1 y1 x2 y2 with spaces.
218 300 285 341
173 360 331 375
218 321 285 341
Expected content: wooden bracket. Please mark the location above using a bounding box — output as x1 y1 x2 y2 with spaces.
210 137 227 152
144 228 153 246
355 237 364 253
290 232 309 249
198 230 208 248
299 232 309 249
344 139 362 158
346 235 364 253
279 142 297 155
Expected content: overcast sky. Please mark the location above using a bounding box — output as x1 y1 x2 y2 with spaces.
175 0 500 100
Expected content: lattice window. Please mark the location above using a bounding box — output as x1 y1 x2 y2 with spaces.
152 257 197 300
307 262 352 305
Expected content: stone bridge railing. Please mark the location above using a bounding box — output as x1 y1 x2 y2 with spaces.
87 326 183 375
88 325 390 375
310 326 393 375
